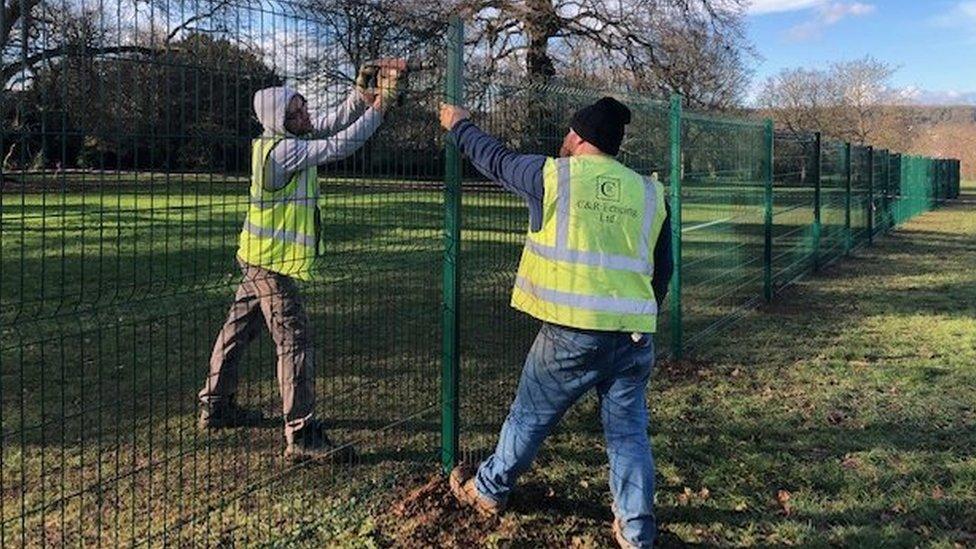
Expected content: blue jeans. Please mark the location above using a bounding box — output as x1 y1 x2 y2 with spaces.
476 322 657 547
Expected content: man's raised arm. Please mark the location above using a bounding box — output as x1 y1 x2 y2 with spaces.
441 104 547 231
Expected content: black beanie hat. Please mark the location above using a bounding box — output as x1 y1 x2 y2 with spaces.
570 97 632 156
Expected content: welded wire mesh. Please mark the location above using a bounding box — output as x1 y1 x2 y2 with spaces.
893 156 935 224
819 141 849 266
849 145 871 248
872 148 889 237
771 131 817 289
1 0 449 544
678 113 765 347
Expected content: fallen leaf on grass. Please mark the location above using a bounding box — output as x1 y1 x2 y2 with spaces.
826 410 846 425
776 490 792 516
840 455 861 470
932 486 944 500
676 486 710 506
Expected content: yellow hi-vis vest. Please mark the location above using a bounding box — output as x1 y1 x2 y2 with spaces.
511 156 667 333
237 136 322 280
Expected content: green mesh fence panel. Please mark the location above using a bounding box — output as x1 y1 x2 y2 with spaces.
872 149 890 237
771 131 817 289
894 155 935 224
679 112 765 347
888 152 903 229
953 160 962 198
819 141 848 266
849 145 872 248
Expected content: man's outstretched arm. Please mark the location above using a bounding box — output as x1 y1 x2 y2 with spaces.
442 105 547 231
311 88 371 137
265 108 383 190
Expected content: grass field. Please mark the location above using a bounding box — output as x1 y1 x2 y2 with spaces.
0 172 948 545
379 183 976 547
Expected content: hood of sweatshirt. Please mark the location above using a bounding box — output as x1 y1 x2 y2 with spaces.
252 86 298 136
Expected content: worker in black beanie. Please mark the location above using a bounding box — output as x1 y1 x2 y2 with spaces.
439 95 672 549
566 96 632 156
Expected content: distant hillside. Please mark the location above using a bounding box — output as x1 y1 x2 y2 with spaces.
754 104 975 180
902 106 976 180
899 105 976 126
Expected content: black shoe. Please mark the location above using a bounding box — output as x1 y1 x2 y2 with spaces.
284 420 356 463
198 399 264 430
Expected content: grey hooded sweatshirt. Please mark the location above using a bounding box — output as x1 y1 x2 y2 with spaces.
252 86 383 190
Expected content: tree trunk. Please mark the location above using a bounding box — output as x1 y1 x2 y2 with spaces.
526 31 555 80
523 0 557 81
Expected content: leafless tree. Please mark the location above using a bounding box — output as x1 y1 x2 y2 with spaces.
831 57 900 145
1 0 247 170
1 0 237 88
758 68 842 136
759 56 915 149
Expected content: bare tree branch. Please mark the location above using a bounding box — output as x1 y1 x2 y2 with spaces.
163 0 232 44
2 44 160 84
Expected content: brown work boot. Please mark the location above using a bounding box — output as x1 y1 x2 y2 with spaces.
198 399 264 430
284 420 356 463
613 517 636 548
613 517 639 549
449 464 504 515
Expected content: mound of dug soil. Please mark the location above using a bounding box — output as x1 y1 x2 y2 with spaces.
378 474 510 547
376 473 685 547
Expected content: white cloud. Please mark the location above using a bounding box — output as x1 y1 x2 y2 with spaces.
903 88 976 106
747 0 823 15
818 1 874 23
930 1 976 27
786 2 876 41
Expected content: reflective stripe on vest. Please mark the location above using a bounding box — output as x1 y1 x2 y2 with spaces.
523 240 649 273
248 168 315 210
515 275 657 316
242 219 316 248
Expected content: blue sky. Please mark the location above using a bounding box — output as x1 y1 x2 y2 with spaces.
745 0 976 104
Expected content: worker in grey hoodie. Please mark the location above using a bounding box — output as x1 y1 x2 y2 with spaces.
198 63 402 461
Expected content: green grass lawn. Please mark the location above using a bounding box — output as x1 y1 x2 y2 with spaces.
0 173 953 545
376 183 976 547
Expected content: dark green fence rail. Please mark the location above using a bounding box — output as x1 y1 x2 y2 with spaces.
0 4 962 545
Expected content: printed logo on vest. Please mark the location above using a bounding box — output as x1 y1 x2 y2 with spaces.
596 176 621 202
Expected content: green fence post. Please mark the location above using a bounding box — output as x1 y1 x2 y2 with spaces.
441 15 463 475
669 94 683 359
812 132 822 271
763 120 774 303
957 160 962 199
881 150 889 234
867 146 874 245
844 142 852 254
